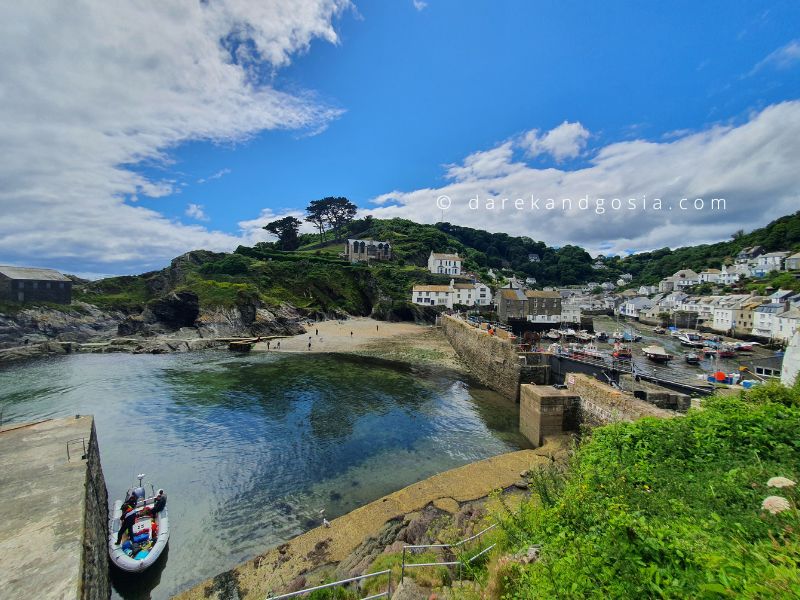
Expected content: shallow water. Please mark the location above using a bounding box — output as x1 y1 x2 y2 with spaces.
0 350 527 599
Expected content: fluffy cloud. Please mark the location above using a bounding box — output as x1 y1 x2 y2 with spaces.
0 1 349 275
185 204 209 221
522 121 590 161
367 102 800 256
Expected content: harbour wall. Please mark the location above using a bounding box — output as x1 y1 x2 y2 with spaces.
0 416 109 600
440 315 549 401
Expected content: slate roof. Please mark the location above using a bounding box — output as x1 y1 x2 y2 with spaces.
0 265 70 281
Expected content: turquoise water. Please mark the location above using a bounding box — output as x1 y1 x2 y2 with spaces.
0 350 527 599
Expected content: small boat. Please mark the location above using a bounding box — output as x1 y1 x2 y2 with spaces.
612 343 633 360
546 330 561 340
595 331 609 342
653 327 666 335
734 342 753 353
575 331 594 342
642 344 673 363
701 347 717 357
109 474 169 573
717 344 737 358
685 352 700 365
569 343 606 361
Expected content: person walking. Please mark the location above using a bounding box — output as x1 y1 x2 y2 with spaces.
315 328 319 336
308 341 312 351
266 340 271 350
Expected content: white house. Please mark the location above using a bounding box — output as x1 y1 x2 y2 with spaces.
718 264 747 285
561 304 582 324
638 285 657 295
618 297 654 318
411 279 490 308
699 269 721 284
711 295 752 333
752 303 786 338
428 252 462 275
774 309 800 342
753 251 789 277
785 252 800 272
671 269 700 289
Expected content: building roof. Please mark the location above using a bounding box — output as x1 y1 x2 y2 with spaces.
700 268 721 274
0 265 70 281
525 290 560 299
778 309 800 321
787 251 800 260
347 239 390 245
430 252 461 261
761 251 789 258
413 285 451 292
754 303 786 314
500 288 526 301
453 283 475 289
672 269 699 279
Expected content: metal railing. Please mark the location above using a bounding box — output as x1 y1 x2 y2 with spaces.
265 569 392 600
400 523 497 582
66 437 87 461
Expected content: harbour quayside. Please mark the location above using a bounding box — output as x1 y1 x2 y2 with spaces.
109 473 169 572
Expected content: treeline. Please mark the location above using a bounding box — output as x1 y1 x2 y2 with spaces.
612 211 800 284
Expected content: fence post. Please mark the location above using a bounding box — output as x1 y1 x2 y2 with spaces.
400 547 406 582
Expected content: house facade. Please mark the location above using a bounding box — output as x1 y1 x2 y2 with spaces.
412 279 491 309
345 239 391 263
0 265 72 304
428 252 462 275
785 252 800 271
496 288 527 323
525 290 562 322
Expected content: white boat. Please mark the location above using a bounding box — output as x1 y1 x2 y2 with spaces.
108 474 169 572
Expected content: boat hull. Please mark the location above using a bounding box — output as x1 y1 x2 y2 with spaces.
108 498 169 573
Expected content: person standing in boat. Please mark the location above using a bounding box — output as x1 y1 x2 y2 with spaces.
116 508 137 545
152 489 167 516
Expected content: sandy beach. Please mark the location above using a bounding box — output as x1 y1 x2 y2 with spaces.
252 317 467 371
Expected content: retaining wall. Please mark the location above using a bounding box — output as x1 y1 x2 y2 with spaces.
81 421 109 600
441 315 524 400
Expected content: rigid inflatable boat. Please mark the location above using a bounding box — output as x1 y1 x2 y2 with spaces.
108 474 169 572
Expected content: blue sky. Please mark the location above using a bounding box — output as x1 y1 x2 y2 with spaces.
1 1 800 276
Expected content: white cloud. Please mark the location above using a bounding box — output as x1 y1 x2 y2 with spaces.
412 0 428 11
0 1 349 275
365 101 800 257
751 39 800 74
185 204 209 221
522 121 590 161
197 169 232 184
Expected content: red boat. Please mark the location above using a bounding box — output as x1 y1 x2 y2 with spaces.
612 344 633 360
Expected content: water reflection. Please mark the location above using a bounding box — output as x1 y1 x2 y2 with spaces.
0 351 527 599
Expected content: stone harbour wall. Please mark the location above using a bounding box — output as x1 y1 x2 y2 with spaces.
565 373 674 426
81 420 110 600
441 315 524 400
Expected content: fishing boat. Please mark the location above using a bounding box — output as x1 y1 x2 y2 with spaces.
653 326 666 335
642 344 673 363
545 329 561 340
595 331 609 342
575 330 595 342
677 333 704 348
609 330 624 343
701 347 718 357
612 343 633 360
734 342 754 353
684 352 700 365
109 474 169 573
717 344 737 358
569 343 606 361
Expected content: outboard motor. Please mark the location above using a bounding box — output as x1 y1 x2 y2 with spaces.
132 473 147 504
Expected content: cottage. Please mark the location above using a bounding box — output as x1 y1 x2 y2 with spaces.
671 269 700 289
0 265 72 304
774 309 800 342
411 284 453 308
411 279 492 309
753 252 789 277
736 246 765 264
698 268 721 284
525 290 562 323
345 239 391 263
785 252 800 272
752 303 786 339
618 296 654 319
428 252 462 275
496 288 527 323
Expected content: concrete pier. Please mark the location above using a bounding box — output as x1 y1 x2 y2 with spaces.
0 415 109 600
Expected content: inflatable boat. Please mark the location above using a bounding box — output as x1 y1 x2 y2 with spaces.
108 474 169 572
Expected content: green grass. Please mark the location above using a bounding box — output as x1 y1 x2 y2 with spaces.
490 382 800 599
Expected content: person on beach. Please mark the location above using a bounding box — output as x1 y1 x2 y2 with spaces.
277 341 281 350
266 340 270 350
376 324 379 332
350 331 353 337
308 341 312 351
316 328 319 336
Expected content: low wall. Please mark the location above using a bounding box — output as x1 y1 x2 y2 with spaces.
441 315 523 400
565 373 674 426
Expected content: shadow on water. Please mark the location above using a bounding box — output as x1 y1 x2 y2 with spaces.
110 545 170 600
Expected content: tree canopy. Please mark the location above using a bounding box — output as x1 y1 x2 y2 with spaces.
263 216 302 250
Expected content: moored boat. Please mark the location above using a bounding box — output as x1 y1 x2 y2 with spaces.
109 474 169 573
684 352 700 365
717 343 737 358
653 327 666 335
612 343 633 360
642 344 673 363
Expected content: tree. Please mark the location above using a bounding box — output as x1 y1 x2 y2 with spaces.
305 199 329 241
305 197 358 241
263 216 302 250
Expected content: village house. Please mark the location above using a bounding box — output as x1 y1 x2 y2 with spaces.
753 251 789 277
0 265 72 304
711 295 753 334
561 304 582 324
600 281 616 291
699 268 721 284
525 290 562 322
752 303 787 339
618 296 654 319
345 239 391 263
638 284 657 295
411 279 492 309
719 264 747 285
736 246 765 264
785 252 800 272
774 309 800 342
428 252 462 275
671 269 700 289
496 288 527 322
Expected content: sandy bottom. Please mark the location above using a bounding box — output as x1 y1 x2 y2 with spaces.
253 317 466 371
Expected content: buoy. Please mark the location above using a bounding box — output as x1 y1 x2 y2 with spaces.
714 371 726 381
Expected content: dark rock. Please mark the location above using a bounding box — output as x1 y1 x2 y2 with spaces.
117 316 145 336
147 291 199 329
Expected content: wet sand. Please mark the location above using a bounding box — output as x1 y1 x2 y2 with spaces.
253 317 467 372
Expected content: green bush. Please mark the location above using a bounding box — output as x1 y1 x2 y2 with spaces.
494 387 800 599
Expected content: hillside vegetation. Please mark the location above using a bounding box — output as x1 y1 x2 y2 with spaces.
488 382 800 599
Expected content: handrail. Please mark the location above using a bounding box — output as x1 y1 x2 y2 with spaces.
401 524 497 581
265 569 392 600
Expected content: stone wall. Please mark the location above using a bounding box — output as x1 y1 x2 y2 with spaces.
81 420 110 600
441 315 523 400
519 385 580 446
565 373 674 426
